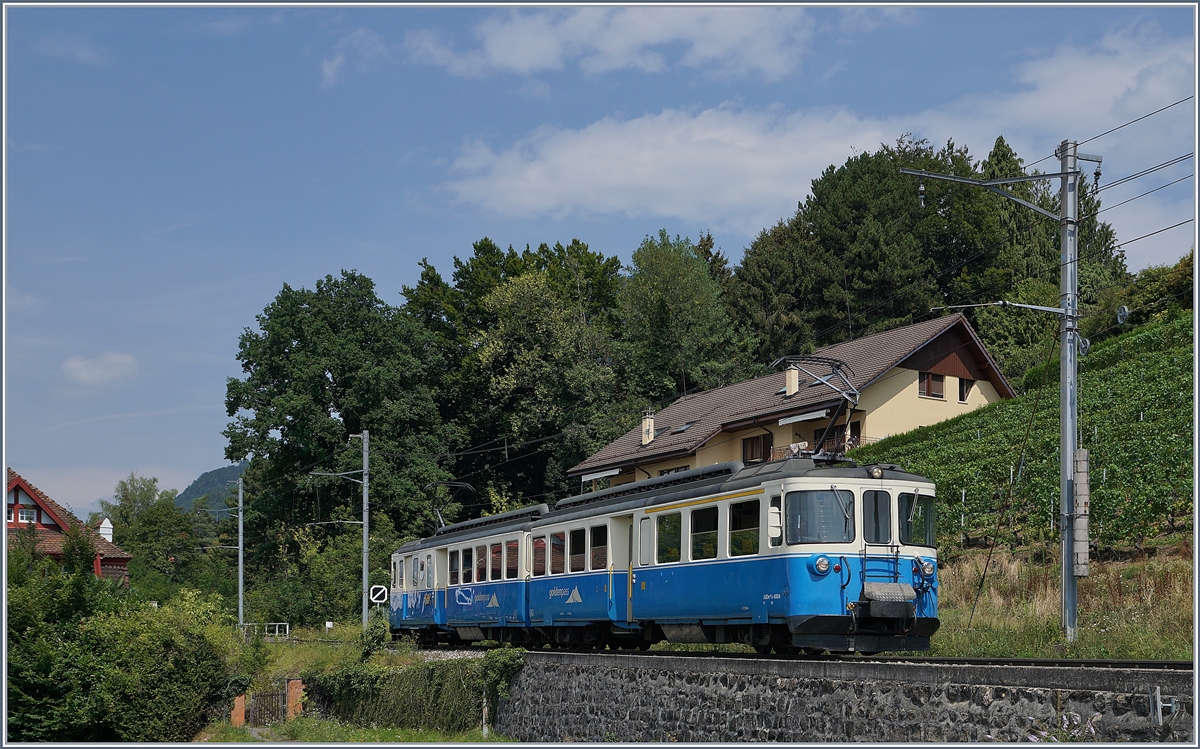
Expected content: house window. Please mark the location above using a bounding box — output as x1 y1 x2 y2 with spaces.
959 378 975 402
19 507 36 524
6 507 12 522
919 372 944 399
742 433 773 463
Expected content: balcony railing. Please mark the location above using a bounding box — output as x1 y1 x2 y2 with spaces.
769 435 881 461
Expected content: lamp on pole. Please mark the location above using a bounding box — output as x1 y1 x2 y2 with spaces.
901 139 1101 642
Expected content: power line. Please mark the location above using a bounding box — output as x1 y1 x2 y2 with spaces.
1024 95 1194 171
1096 153 1193 193
1084 174 1193 220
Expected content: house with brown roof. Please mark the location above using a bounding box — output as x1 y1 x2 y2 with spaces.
7 468 132 584
569 314 1015 488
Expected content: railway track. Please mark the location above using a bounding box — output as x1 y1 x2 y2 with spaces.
424 644 1191 672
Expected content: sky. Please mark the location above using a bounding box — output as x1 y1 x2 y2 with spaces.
4 4 1196 518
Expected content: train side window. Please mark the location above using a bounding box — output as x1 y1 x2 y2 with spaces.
589 525 607 570
899 492 936 547
657 512 681 564
490 543 503 581
729 499 760 556
864 490 891 544
505 539 520 579
462 547 473 584
638 518 652 565
690 507 718 560
550 532 566 574
532 536 547 576
785 489 855 544
449 550 460 585
569 529 586 572
413 557 421 586
425 554 433 588
768 496 783 547
476 545 487 583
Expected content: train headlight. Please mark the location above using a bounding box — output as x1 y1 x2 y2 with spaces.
814 556 831 574
869 466 884 479
921 559 936 577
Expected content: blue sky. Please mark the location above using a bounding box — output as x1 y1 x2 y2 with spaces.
4 5 1196 517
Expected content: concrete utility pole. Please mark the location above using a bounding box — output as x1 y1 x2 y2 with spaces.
356 430 369 632
901 139 1101 642
238 477 244 627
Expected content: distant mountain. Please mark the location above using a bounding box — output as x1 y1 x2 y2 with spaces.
176 461 247 515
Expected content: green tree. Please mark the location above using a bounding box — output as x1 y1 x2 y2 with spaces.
618 229 757 400
224 270 454 570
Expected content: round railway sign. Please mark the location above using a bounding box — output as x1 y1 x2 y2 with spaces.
369 585 388 603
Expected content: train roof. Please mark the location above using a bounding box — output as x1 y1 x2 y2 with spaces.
392 459 932 554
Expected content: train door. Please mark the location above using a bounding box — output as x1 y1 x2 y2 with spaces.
607 515 633 622
861 488 900 584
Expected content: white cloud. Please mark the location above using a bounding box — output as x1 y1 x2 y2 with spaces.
63 352 138 385
321 28 392 88
7 289 45 315
405 7 815 81
443 21 1194 269
36 32 109 66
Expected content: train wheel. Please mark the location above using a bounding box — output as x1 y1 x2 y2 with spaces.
753 644 772 655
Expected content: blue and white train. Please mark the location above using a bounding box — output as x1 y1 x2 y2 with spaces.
389 457 939 654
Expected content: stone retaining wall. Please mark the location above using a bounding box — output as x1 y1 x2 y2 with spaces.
495 653 1193 742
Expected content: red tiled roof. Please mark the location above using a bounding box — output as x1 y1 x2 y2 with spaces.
569 314 1013 476
7 468 131 561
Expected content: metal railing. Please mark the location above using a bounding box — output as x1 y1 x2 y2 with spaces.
769 435 882 461
239 622 290 641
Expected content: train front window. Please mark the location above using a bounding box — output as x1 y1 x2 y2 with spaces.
863 490 891 545
899 491 936 547
785 489 855 544
690 507 718 560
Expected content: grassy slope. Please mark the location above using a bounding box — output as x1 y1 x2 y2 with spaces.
852 313 1193 549
853 313 1193 659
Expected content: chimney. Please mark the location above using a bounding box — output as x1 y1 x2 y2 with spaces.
97 517 114 543
785 365 800 397
641 409 655 445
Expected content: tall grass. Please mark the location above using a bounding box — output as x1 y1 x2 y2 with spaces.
929 549 1193 660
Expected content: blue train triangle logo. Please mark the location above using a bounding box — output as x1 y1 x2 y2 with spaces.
565 587 582 604
487 594 499 608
